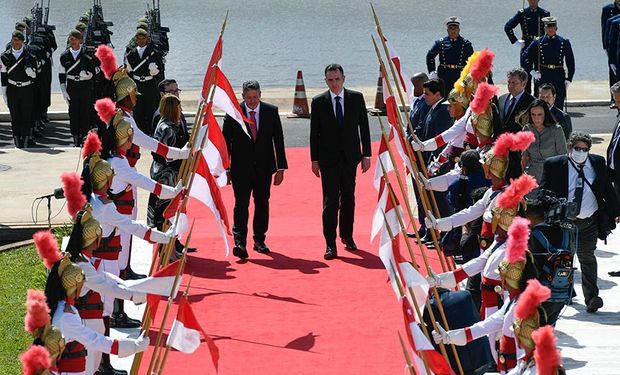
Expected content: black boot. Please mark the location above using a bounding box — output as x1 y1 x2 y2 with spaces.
122 267 146 280
18 136 26 148
110 299 141 328
73 135 82 147
175 238 197 253
13 137 21 148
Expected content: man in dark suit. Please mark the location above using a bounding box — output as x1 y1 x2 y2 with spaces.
310 64 371 260
606 83 620 277
497 68 535 180
223 80 288 260
538 83 572 139
541 132 620 312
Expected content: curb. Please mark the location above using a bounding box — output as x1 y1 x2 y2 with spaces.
0 239 34 253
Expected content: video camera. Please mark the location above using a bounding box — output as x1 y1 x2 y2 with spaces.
544 197 578 229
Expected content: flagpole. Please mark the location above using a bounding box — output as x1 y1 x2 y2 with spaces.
370 35 450 273
370 6 456 272
152 274 195 375
149 11 229 274
130 221 194 375
397 331 418 375
378 158 462 373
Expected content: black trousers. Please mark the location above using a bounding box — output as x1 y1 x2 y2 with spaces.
134 80 159 136
67 81 93 136
573 215 599 304
535 70 567 109
437 66 461 98
42 61 52 110
319 155 357 247
6 84 34 137
232 167 272 246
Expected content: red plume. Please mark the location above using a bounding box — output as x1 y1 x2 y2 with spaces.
82 131 102 159
33 231 61 269
497 174 538 209
492 130 536 157
470 48 495 82
505 216 530 263
20 345 51 375
95 45 117 80
95 98 117 124
470 82 498 115
533 325 562 375
515 279 551 320
25 289 50 334
61 172 86 218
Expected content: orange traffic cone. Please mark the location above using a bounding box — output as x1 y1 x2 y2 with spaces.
288 70 310 118
371 69 386 115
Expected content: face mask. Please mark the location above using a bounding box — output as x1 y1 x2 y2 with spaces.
570 149 588 164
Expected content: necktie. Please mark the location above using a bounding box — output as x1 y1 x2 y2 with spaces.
504 96 516 119
572 163 585 216
249 110 257 141
335 96 343 128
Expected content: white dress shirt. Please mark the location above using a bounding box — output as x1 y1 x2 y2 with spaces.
329 89 345 117
568 158 598 219
12 47 23 60
70 46 81 60
137 45 146 58
245 102 260 131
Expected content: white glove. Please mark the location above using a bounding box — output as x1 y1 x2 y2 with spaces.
529 70 541 81
429 71 438 79
166 142 191 160
79 70 93 80
60 83 70 103
410 139 424 152
158 180 183 200
515 39 525 48
612 64 617 75
424 212 453 232
148 62 160 76
427 270 457 289
427 160 441 177
131 291 147 305
25 67 36 78
565 80 571 89
419 174 431 190
148 227 175 244
1 86 7 106
432 324 467 346
116 334 150 358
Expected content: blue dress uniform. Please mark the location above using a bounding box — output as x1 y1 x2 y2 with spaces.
522 18 575 109
426 17 474 97
504 5 550 94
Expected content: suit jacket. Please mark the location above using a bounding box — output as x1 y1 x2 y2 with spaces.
420 99 453 161
607 115 620 183
550 106 572 140
223 101 287 177
540 154 620 217
496 92 535 135
310 88 371 164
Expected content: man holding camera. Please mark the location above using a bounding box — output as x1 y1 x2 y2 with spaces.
541 132 620 313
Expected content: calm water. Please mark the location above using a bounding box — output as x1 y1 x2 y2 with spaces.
0 0 612 91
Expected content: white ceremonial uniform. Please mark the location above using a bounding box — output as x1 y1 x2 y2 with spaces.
445 185 504 228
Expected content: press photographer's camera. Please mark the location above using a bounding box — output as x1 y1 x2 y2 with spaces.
544 198 578 228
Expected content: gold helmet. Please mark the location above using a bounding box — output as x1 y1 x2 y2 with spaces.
110 111 134 147
88 153 114 192
492 174 537 233
447 89 470 110
112 68 140 103
512 279 551 351
57 255 85 298
76 205 102 249
485 131 535 180
483 149 508 179
498 217 531 290
40 324 66 368
471 105 493 138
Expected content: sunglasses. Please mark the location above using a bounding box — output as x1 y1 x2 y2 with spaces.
573 146 589 152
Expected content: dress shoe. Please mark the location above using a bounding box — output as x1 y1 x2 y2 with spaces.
73 135 82 147
175 239 197 253
110 312 141 328
341 238 358 251
586 296 603 313
124 267 146 280
233 244 249 260
407 228 427 239
608 270 620 277
324 246 337 260
610 102 617 109
253 242 271 254
415 234 432 244
425 240 437 249
95 362 128 375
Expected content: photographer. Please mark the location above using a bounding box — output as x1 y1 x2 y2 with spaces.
525 188 574 325
540 132 620 313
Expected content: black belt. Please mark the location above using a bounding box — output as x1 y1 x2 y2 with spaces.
481 283 499 291
439 64 465 69
61 349 88 359
76 302 104 310
540 64 564 69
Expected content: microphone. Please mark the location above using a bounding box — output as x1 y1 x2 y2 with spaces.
37 187 65 200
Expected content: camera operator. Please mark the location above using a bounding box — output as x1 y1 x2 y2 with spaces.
540 132 620 313
525 188 574 325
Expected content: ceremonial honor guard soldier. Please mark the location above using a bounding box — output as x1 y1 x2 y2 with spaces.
59 29 97 146
504 0 550 94
1 30 38 148
124 28 164 135
426 16 474 97
522 17 575 109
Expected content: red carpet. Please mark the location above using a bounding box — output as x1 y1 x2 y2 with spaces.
139 141 443 374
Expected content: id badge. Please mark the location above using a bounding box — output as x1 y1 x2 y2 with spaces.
576 177 583 188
